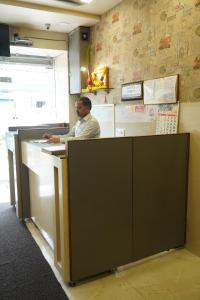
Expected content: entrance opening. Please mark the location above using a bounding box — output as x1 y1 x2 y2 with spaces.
0 48 68 203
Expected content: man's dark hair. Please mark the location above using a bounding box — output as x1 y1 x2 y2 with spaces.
79 97 92 110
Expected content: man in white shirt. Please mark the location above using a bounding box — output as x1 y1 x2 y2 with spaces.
44 97 100 143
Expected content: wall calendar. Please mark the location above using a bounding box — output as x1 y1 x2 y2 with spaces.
156 103 179 134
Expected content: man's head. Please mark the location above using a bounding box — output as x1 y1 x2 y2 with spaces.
75 97 92 118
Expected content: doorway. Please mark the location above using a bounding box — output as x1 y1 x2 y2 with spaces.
0 50 68 203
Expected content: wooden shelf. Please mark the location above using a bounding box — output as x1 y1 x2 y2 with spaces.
81 88 114 95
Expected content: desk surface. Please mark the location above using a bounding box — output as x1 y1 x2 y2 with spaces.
42 144 66 155
26 139 66 155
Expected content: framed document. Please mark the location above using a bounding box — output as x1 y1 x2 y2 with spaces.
121 81 143 101
143 75 178 105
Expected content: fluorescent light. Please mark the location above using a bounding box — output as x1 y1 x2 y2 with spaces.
80 66 87 72
59 22 70 26
80 0 93 3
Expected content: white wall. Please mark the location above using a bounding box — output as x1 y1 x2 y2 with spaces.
54 52 69 123
10 27 67 50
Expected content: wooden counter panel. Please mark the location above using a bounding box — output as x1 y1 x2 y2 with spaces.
21 141 70 282
29 165 55 249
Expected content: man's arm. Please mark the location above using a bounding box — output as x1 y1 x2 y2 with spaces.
60 120 100 142
43 126 76 143
59 126 76 143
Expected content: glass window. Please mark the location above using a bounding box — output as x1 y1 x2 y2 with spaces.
0 60 57 127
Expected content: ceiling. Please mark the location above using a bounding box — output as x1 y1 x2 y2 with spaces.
0 0 122 33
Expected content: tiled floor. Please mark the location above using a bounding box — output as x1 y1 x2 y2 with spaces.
27 222 200 300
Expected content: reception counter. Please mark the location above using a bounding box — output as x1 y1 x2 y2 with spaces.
6 125 69 219
21 140 70 281
21 133 189 285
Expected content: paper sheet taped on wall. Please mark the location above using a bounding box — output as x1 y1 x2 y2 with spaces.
91 104 115 137
115 105 151 123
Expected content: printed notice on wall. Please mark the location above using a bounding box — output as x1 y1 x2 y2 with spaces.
144 75 178 105
156 103 179 134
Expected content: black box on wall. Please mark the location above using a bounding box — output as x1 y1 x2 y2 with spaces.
0 24 10 57
68 26 90 94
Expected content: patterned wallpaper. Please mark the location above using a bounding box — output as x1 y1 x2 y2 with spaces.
90 0 200 103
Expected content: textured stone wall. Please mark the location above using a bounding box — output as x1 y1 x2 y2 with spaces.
90 0 200 103
89 1 200 256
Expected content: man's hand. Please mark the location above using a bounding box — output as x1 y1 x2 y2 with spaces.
42 133 60 143
48 135 61 144
43 133 51 139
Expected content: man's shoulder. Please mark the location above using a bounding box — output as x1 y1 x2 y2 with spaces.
90 115 100 124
